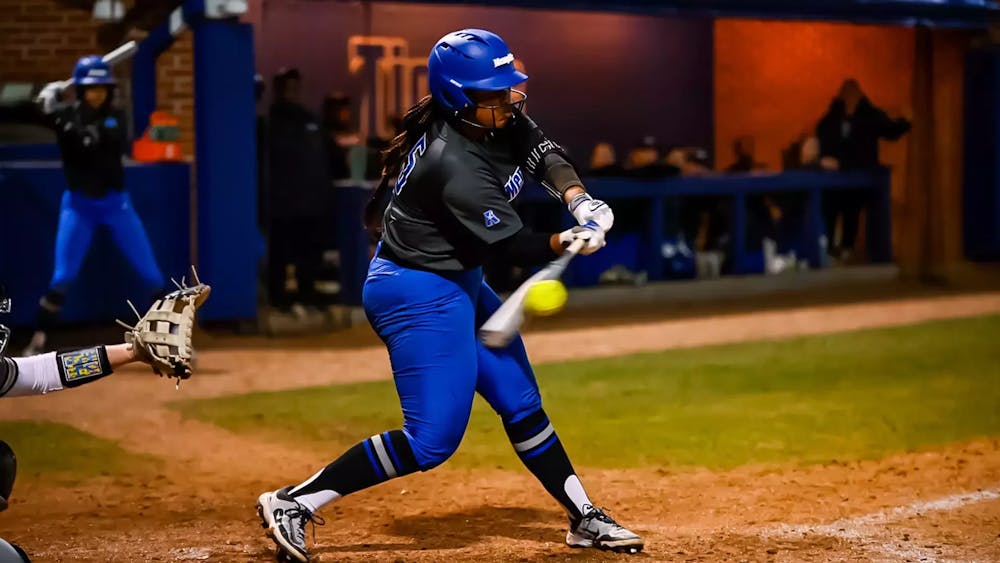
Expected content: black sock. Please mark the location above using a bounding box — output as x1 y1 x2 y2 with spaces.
288 430 418 512
505 409 590 522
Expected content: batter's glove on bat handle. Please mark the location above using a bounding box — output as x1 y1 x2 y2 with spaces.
559 222 606 256
116 266 211 386
568 193 614 233
35 82 63 115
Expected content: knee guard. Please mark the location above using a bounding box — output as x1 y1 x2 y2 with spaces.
0 441 15 512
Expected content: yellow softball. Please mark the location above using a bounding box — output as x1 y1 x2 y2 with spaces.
523 279 568 317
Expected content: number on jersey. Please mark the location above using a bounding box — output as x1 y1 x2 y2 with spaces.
395 133 428 195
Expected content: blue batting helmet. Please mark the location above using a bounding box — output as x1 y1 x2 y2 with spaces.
427 29 528 115
72 55 116 86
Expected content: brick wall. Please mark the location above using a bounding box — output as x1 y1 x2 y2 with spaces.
0 0 102 83
156 32 195 155
0 0 196 156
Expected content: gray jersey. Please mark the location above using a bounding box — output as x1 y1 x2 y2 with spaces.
380 119 529 271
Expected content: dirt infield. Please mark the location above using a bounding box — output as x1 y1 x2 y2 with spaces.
3 292 1000 562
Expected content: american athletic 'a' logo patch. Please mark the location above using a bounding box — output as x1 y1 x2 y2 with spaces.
483 210 501 228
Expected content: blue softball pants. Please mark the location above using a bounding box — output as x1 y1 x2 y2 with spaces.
363 250 542 470
49 191 165 292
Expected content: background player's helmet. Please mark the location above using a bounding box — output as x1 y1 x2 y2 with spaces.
0 286 10 357
72 56 117 87
427 29 528 115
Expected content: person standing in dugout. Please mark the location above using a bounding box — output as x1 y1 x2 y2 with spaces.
24 56 166 356
256 29 643 562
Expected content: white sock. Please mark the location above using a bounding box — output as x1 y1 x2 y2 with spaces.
289 468 342 513
564 475 594 517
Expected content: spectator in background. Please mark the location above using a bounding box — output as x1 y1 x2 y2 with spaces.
797 135 822 170
363 115 403 180
725 136 766 173
664 146 710 176
816 78 911 262
267 67 333 313
726 134 784 260
665 144 720 262
322 93 360 181
625 136 674 178
588 142 624 176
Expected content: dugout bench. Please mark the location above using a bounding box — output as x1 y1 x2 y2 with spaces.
335 169 893 304
517 169 894 280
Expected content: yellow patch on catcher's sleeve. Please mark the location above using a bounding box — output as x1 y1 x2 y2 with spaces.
57 347 112 387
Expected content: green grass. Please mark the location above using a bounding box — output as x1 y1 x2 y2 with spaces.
173 315 1000 470
0 421 159 483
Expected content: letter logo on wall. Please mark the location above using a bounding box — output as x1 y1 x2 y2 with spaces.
348 36 526 141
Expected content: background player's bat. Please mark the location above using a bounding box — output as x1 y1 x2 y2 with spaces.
479 238 586 349
55 40 138 91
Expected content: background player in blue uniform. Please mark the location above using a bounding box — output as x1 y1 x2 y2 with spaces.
24 56 166 355
257 29 643 562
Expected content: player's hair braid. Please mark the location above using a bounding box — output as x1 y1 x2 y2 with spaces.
365 95 436 236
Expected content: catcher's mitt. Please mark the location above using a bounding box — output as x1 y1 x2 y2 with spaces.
117 267 211 383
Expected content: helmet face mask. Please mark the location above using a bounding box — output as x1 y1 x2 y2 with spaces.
464 88 527 130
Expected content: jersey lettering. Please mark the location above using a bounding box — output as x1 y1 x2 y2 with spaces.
395 133 428 195
504 166 525 201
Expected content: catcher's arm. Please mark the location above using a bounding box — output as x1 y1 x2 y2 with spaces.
2 343 145 398
1 268 209 399
107 342 145 366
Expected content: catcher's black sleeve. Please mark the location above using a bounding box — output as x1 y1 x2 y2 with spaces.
0 357 17 398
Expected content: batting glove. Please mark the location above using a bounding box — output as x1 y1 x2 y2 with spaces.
568 193 614 232
35 82 63 115
559 221 606 256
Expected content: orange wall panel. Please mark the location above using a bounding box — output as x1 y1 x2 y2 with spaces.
714 19 914 175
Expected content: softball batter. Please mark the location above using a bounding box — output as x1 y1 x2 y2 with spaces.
24 55 166 355
258 29 642 561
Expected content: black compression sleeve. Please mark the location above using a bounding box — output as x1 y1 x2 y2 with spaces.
0 358 16 397
490 226 558 267
510 109 582 199
541 152 583 197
